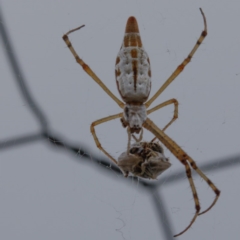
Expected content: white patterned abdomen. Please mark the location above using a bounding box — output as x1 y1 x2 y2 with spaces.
115 17 151 104
115 44 151 103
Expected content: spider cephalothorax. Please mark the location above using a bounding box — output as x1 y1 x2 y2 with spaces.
121 104 147 133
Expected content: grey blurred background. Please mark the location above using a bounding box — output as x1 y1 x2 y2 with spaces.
1 0 240 239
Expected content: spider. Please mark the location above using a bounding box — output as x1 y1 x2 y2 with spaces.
62 8 220 237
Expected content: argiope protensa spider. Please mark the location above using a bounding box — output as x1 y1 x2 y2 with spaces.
63 8 220 237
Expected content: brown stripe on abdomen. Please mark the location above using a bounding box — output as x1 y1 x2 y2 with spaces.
132 60 138 91
115 56 120 65
124 34 142 47
131 49 138 58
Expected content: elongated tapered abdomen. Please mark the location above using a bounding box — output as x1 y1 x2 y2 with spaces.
115 17 151 104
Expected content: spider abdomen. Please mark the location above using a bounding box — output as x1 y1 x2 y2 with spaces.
115 17 151 104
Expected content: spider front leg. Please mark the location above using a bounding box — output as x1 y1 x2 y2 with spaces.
143 118 220 237
62 26 124 109
145 8 207 109
90 112 123 165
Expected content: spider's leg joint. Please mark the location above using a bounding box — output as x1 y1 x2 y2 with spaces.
190 161 197 169
62 35 71 47
180 158 187 163
120 117 128 128
202 30 207 37
177 63 186 72
82 63 90 72
195 199 201 212
185 167 191 178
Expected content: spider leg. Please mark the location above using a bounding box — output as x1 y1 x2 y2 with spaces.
145 8 207 108
187 161 220 216
147 99 178 142
143 117 220 237
131 128 144 142
63 26 124 109
91 112 123 165
127 128 144 154
175 160 200 237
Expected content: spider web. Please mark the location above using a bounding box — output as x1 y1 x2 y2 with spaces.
1 1 240 240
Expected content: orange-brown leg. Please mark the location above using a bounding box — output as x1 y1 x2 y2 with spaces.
145 8 207 108
90 112 123 165
188 160 221 215
143 117 220 237
62 26 124 109
147 98 178 142
174 160 200 237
